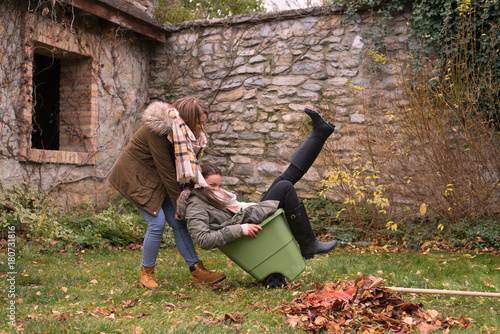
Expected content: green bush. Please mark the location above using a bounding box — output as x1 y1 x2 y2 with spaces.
378 216 500 251
2 185 498 252
383 217 448 250
304 197 374 245
450 218 500 250
303 197 499 251
0 184 54 238
0 185 146 249
54 202 146 248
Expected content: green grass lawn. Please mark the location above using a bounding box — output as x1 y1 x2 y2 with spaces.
1 244 499 333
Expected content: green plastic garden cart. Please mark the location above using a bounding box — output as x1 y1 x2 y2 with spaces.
218 209 306 288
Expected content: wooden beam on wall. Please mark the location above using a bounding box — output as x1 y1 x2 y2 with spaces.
68 0 166 43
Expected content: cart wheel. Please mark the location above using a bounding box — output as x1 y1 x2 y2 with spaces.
264 274 286 289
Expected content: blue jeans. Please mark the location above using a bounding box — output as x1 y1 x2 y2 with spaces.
137 194 199 267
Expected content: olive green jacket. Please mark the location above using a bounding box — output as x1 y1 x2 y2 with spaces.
180 190 279 250
109 101 181 216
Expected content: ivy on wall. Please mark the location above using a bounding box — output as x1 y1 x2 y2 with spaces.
329 0 499 126
328 0 410 55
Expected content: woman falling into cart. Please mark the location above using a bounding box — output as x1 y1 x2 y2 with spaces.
177 107 338 260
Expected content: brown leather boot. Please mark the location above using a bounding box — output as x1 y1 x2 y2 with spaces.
191 261 226 285
140 266 159 289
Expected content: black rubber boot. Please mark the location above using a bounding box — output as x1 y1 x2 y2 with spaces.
285 203 338 259
288 107 335 173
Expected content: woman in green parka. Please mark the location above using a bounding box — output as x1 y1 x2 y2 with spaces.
109 97 225 289
177 107 338 260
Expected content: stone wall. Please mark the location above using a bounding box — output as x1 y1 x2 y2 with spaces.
0 1 411 206
150 7 410 200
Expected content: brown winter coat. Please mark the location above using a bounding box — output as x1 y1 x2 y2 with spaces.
109 101 181 216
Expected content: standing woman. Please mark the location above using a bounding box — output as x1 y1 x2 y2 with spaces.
109 97 226 289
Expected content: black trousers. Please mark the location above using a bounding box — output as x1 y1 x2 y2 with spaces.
260 165 304 212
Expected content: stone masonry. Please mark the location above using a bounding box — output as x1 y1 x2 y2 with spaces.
150 7 410 201
0 1 410 205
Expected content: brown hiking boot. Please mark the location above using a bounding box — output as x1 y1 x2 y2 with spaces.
191 261 226 285
140 266 159 289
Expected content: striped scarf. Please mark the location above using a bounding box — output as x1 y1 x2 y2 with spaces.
169 108 208 187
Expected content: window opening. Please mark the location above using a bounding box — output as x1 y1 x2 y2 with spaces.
32 53 60 150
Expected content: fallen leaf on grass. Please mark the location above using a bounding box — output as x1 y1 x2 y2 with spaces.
287 283 302 290
174 293 191 300
426 309 440 320
416 322 440 333
286 315 301 328
484 281 497 288
51 310 69 321
128 243 142 251
121 299 139 307
248 303 272 312
224 313 245 323
195 316 216 324
314 315 328 326
210 282 223 290
195 312 246 325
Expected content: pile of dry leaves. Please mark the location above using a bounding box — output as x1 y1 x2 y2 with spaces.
279 274 473 333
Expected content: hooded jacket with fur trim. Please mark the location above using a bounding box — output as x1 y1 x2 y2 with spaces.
109 101 181 216
177 189 279 250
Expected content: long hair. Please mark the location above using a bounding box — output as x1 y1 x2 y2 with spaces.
172 96 208 139
196 163 233 208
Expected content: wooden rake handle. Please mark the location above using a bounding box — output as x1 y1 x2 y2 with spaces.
386 287 500 298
